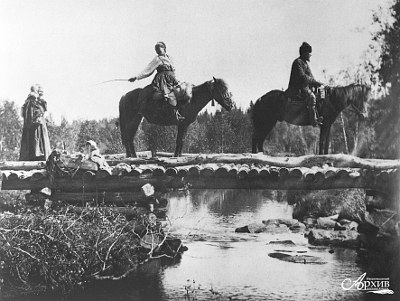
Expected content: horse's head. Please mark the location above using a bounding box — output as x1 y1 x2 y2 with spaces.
208 77 234 111
349 84 371 120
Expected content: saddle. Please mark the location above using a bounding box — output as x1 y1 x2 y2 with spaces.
138 82 193 108
280 87 327 123
285 87 327 105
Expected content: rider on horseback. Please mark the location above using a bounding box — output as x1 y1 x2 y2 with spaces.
286 42 324 127
129 41 184 121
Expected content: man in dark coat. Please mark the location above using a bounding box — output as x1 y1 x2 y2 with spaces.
286 42 324 126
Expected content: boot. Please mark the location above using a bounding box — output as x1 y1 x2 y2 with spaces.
309 106 323 127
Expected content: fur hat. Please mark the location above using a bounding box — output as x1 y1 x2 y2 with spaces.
299 42 312 55
155 41 166 50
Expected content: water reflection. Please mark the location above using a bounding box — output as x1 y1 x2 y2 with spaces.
165 189 293 241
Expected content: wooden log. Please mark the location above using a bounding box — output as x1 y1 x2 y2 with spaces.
0 161 46 171
140 165 154 175
155 153 400 170
237 164 250 179
61 206 167 219
289 168 303 179
200 164 217 177
228 165 239 177
82 171 96 181
5 176 183 192
376 170 390 185
48 191 168 206
165 167 178 177
177 166 190 177
1 178 52 190
188 165 201 177
111 163 132 176
314 171 325 183
279 168 290 180
31 170 48 181
269 167 280 181
248 166 261 177
363 169 376 187
304 172 315 182
215 164 230 178
153 166 166 177
259 168 271 178
7 171 30 181
96 169 112 179
130 166 144 177
336 169 350 179
324 168 337 180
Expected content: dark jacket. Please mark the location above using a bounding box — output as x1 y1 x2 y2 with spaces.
286 57 320 98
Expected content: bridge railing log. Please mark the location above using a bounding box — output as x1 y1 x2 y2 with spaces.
3 153 400 171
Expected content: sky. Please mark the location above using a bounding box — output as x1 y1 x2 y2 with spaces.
0 0 392 123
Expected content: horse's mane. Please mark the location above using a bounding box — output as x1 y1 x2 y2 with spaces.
191 78 227 95
192 81 209 95
329 84 370 100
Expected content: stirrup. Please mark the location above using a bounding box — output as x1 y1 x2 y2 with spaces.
175 110 185 121
313 116 323 127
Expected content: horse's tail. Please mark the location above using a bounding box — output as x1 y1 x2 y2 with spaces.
119 94 128 147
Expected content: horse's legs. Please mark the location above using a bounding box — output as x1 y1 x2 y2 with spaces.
126 116 143 157
319 124 331 155
174 123 188 157
323 124 332 154
251 131 260 153
252 129 266 153
252 120 277 153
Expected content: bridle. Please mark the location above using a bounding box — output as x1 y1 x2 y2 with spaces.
207 79 232 105
349 86 368 118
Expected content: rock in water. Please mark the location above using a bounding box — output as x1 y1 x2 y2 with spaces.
308 229 359 248
268 240 296 246
317 217 337 229
235 225 250 233
268 252 327 264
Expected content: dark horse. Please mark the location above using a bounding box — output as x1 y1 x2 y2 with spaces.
251 84 371 154
119 77 234 157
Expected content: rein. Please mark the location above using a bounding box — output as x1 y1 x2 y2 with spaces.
207 79 232 107
207 80 216 106
324 88 341 116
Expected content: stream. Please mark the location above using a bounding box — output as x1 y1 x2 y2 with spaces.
69 189 379 301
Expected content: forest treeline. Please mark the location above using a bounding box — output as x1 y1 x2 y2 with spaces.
0 95 394 160
1 0 399 160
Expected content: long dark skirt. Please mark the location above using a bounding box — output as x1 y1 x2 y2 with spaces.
19 122 51 161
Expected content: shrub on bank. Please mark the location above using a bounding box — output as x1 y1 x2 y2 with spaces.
0 207 174 298
290 189 366 222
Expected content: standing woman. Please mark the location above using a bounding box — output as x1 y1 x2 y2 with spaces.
19 84 51 161
129 41 184 121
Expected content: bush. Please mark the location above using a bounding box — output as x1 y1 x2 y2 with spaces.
291 189 366 221
0 208 173 298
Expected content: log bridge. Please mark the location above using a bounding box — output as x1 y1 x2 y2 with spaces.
0 153 399 206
